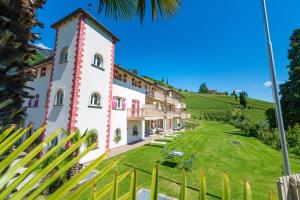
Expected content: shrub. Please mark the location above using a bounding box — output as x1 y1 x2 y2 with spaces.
286 124 300 148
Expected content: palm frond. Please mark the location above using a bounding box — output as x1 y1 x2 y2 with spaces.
98 0 181 22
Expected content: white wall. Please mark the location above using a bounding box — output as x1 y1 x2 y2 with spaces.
45 17 79 140
24 64 51 131
110 80 146 148
75 19 115 155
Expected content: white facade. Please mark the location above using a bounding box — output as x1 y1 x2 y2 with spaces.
23 8 189 162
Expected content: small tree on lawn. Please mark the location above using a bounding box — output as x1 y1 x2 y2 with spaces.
199 83 208 93
231 90 238 101
280 29 300 127
239 91 247 109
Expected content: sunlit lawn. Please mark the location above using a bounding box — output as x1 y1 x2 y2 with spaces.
79 120 300 199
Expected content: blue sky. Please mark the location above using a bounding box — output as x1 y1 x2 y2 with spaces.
35 0 300 102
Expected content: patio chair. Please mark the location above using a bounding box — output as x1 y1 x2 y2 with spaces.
182 153 196 171
162 147 174 163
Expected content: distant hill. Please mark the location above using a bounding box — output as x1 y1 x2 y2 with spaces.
181 92 274 122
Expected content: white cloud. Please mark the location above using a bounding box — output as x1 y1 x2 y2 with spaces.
264 81 272 87
34 42 52 50
234 89 241 93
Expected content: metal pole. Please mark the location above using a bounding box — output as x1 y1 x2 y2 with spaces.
260 0 291 175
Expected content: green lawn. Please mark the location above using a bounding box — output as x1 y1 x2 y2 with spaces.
80 121 300 199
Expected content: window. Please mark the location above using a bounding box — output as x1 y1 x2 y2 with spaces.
40 67 46 77
123 74 127 83
112 96 126 110
60 47 69 63
34 94 39 108
117 97 122 109
92 54 103 69
89 92 101 107
132 125 139 136
138 81 142 88
55 89 64 106
113 128 122 143
27 98 32 108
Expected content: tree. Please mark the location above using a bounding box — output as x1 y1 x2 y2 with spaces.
231 90 238 101
98 0 180 22
0 1 44 126
280 29 300 127
199 83 208 94
130 68 138 74
162 77 165 83
239 91 247 109
265 108 277 129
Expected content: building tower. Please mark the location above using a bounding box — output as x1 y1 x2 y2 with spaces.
44 9 119 155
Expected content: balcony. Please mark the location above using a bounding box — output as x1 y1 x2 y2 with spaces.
165 96 175 104
181 112 191 119
146 91 165 101
164 112 174 118
127 108 164 120
182 103 187 109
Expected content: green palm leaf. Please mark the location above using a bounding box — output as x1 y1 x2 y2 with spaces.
111 171 118 200
11 135 88 200
150 163 158 200
95 170 130 199
98 0 181 22
222 172 230 200
0 129 61 189
65 156 118 200
179 168 186 200
0 131 76 199
244 180 252 200
0 125 16 143
129 168 137 200
26 143 97 200
199 168 206 200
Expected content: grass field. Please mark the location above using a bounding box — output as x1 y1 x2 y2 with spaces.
181 92 274 122
79 121 300 200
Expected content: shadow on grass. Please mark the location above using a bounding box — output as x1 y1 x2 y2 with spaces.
224 131 251 137
144 144 165 148
123 163 221 199
161 161 178 168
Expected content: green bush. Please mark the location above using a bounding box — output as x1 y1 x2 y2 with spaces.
286 124 300 148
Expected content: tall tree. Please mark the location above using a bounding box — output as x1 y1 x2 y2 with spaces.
280 29 300 127
0 0 44 126
162 77 164 83
239 91 247 109
199 83 208 94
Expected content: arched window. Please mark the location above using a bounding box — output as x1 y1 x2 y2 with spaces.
113 128 121 143
60 47 69 63
55 89 64 105
93 54 103 68
90 92 101 107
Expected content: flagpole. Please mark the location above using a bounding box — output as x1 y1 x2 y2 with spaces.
260 0 291 175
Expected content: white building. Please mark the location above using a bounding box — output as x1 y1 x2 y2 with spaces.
24 8 189 161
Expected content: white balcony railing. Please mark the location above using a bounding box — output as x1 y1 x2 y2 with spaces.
146 91 165 101
181 112 191 119
127 108 164 119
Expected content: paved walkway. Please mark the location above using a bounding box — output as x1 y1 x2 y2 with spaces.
106 134 163 159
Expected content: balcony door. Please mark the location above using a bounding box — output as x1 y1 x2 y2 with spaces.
131 99 140 117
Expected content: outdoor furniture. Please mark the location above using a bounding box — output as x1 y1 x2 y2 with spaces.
182 153 196 171
150 141 166 146
162 147 175 163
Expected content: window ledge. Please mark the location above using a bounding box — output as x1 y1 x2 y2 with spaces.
54 104 63 107
91 64 105 71
88 105 102 109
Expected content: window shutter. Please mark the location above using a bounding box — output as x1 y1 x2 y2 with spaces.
28 99 32 108
34 94 39 108
122 98 126 110
131 100 135 116
112 96 117 109
137 100 140 116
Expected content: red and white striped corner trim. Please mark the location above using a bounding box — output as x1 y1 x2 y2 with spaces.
105 42 116 150
67 15 86 133
42 28 59 141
